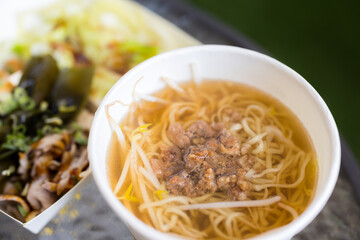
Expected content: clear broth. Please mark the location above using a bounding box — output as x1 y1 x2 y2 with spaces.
107 80 318 238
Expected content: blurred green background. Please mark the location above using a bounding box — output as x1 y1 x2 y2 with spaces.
186 0 360 163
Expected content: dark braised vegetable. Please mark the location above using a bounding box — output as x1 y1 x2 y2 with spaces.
0 54 93 164
0 150 18 162
19 55 59 104
0 52 93 222
0 150 19 192
50 65 94 123
0 116 12 144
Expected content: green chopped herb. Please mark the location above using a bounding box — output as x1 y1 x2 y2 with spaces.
117 40 158 67
45 117 63 125
39 125 62 137
1 165 16 177
12 44 27 56
39 101 49 111
17 205 28 217
40 125 53 136
71 122 83 131
0 91 12 102
15 182 24 193
21 183 29 197
0 87 37 115
13 87 27 100
0 95 18 115
72 123 88 145
20 99 36 111
131 45 157 66
13 87 35 111
59 105 77 113
74 130 88 145
2 124 31 152
118 40 142 52
71 175 79 183
9 114 17 128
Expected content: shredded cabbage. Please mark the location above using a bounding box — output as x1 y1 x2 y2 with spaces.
13 0 164 104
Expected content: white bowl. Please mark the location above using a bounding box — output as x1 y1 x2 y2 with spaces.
88 45 340 240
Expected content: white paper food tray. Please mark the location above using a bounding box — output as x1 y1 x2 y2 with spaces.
0 0 200 233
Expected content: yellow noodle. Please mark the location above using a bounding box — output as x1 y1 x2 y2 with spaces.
107 80 318 239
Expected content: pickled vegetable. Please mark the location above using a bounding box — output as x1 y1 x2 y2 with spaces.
19 55 59 104
50 65 94 123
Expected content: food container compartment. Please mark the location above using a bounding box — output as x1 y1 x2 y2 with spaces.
0 0 199 233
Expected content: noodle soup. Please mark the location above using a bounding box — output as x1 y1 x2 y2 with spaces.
107 80 318 239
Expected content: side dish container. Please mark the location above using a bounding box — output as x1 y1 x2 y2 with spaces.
0 0 199 233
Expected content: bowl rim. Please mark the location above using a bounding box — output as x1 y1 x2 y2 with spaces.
88 44 341 240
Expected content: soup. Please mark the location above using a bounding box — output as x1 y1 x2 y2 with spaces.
107 80 318 239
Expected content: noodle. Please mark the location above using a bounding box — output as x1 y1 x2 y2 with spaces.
107 80 318 239
177 196 281 210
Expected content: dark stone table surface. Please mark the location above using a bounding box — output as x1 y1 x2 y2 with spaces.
1 0 359 239
1 169 359 240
